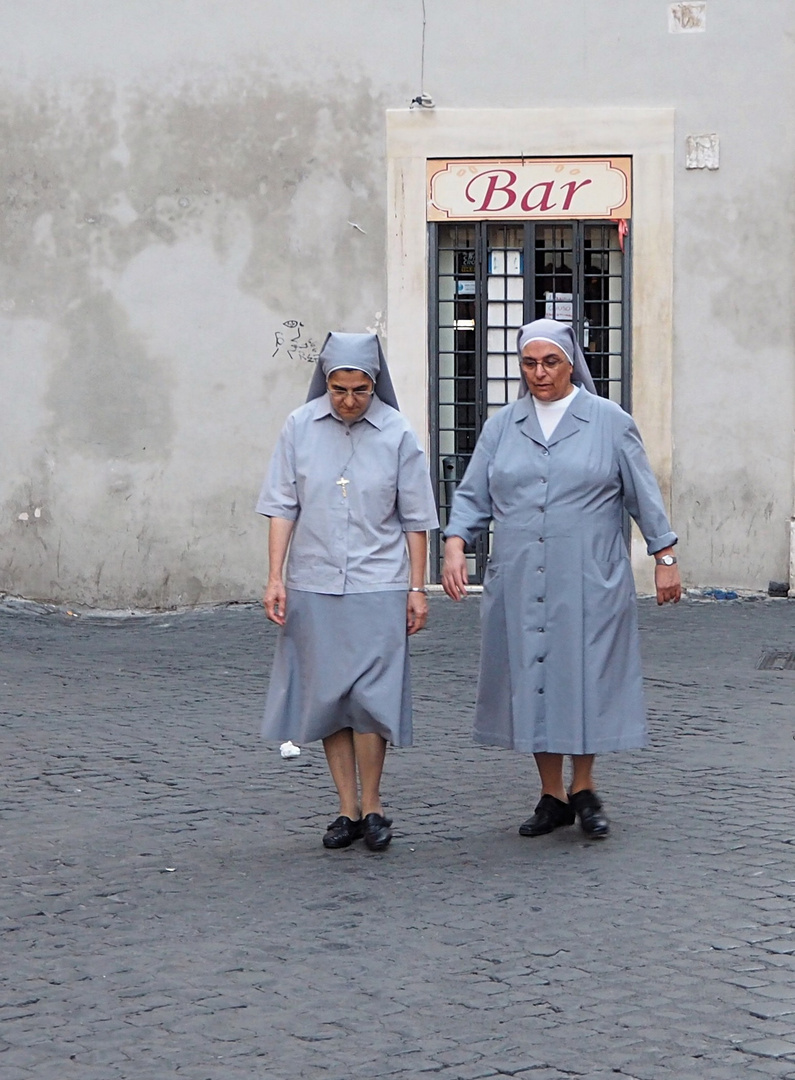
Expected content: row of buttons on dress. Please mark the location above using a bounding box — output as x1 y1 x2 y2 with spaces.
537 446 550 691
334 429 352 579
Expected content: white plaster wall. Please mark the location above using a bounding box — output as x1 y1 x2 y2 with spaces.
0 3 398 606
0 1 792 604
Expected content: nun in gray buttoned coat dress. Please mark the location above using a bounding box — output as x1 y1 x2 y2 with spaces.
258 332 438 852
442 318 681 839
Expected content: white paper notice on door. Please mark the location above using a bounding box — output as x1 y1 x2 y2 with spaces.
545 292 573 321
543 294 590 346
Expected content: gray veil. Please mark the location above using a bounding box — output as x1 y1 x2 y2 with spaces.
305 332 400 410
516 319 596 396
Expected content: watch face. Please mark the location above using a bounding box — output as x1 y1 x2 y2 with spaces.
658 555 675 565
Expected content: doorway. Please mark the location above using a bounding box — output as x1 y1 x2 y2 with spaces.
428 219 631 583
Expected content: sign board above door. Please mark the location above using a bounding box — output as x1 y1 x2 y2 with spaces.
427 158 632 221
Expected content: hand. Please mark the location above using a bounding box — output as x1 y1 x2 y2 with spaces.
264 579 287 625
655 564 681 605
406 591 428 636
442 539 469 601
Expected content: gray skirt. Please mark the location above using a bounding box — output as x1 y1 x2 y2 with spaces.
261 589 412 747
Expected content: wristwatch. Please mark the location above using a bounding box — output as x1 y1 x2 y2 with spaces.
655 554 677 566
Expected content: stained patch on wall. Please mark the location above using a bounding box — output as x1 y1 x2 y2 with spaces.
46 291 174 459
0 74 388 355
0 71 391 605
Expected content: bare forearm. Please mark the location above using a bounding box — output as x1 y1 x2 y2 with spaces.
267 517 294 583
441 535 469 601
652 547 682 605
406 531 428 590
405 532 429 635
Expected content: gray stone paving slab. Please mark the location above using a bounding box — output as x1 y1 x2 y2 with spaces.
3 595 795 1078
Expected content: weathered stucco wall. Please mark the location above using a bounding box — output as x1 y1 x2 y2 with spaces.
1 1 793 604
0 8 397 606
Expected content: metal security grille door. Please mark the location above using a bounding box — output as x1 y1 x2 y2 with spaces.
429 220 630 583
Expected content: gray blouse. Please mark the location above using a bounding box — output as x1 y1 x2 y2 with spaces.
257 394 439 595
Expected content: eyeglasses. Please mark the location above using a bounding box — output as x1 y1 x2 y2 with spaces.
521 357 567 373
327 383 374 401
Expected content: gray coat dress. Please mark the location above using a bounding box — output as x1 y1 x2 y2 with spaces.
445 390 677 755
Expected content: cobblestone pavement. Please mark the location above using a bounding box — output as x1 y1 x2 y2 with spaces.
3 593 795 1080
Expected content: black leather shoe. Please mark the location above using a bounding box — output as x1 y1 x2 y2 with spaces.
322 816 363 849
362 812 393 851
519 794 576 837
569 789 610 839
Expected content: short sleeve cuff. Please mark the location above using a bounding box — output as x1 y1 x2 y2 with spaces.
401 518 440 533
255 500 298 521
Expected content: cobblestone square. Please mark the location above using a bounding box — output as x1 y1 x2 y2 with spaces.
3 595 795 1079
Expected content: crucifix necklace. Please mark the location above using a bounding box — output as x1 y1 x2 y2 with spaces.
336 429 359 499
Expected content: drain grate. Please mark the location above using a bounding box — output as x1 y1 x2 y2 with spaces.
757 649 795 671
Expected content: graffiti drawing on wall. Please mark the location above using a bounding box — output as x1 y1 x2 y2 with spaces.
273 320 319 364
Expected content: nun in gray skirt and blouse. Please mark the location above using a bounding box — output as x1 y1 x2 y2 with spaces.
442 319 681 840
257 332 438 851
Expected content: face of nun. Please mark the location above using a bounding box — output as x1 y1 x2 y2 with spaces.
326 368 375 422
520 340 574 402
